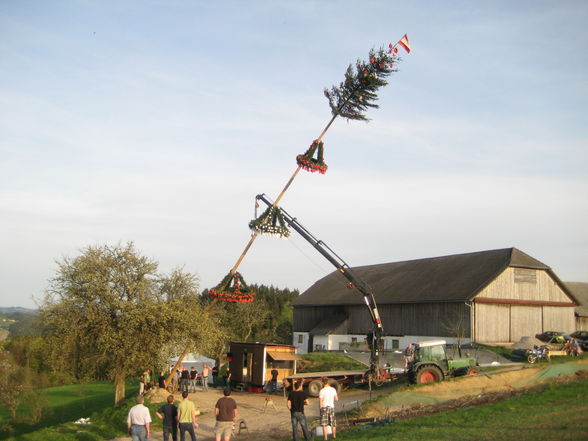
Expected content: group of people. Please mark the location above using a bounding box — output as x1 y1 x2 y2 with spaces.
151 364 215 394
127 388 238 441
287 376 338 441
129 371 339 441
564 337 584 356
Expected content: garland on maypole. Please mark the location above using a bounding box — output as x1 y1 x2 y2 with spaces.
168 35 411 387
249 205 291 238
296 140 328 174
209 271 255 303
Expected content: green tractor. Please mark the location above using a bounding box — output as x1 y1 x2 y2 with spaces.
407 340 479 384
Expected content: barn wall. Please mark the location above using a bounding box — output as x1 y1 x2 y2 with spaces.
477 268 572 302
474 303 510 342
510 306 542 341
543 306 575 333
577 317 588 331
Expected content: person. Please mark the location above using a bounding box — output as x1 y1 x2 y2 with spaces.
287 381 312 441
177 390 199 441
190 367 198 393
214 387 238 441
181 366 191 394
138 373 146 395
403 343 415 369
201 364 210 391
127 395 152 441
318 377 338 440
156 394 178 441
159 371 167 389
223 368 232 389
212 364 219 388
267 367 279 394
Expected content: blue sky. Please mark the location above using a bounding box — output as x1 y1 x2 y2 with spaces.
1 1 587 308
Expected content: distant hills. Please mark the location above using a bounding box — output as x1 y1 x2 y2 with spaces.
0 306 38 314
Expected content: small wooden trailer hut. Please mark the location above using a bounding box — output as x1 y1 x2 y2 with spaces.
228 342 299 389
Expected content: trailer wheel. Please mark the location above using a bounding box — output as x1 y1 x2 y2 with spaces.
307 380 322 397
415 365 444 384
328 379 342 395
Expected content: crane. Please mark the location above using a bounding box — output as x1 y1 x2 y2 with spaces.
255 194 387 382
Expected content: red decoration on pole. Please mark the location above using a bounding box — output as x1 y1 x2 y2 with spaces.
296 140 328 174
209 271 256 303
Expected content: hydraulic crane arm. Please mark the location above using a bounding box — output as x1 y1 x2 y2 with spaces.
256 194 385 378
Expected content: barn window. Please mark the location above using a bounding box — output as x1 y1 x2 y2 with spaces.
298 334 303 344
392 340 399 349
514 268 537 284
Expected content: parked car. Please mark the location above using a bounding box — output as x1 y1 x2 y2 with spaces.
535 331 566 344
567 331 588 350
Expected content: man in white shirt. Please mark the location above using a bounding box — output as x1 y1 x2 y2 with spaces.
127 395 152 441
318 377 338 440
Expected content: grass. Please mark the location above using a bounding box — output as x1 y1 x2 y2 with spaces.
0 380 140 440
331 378 588 441
298 353 367 373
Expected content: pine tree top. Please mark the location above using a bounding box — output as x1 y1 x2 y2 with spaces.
324 46 401 121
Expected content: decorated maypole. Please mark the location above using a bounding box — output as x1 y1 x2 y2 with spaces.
166 35 411 386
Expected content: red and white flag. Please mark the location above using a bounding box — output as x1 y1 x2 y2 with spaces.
398 34 411 53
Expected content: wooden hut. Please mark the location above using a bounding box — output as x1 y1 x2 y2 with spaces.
228 342 299 389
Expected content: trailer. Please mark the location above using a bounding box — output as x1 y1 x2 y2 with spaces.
286 367 406 397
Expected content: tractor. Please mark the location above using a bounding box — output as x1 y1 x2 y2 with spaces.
407 340 478 384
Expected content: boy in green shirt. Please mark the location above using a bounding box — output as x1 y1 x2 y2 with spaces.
178 391 199 441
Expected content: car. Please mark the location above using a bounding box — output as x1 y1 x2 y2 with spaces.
535 331 566 343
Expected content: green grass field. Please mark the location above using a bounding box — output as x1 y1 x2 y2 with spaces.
0 380 139 440
333 379 588 441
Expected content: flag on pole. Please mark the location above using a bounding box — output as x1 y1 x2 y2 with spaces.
398 34 411 53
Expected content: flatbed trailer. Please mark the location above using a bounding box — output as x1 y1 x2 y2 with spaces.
287 368 406 397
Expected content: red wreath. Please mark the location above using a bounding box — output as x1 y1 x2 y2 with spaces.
296 140 328 174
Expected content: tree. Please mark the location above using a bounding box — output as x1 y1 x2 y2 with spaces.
0 348 28 420
41 242 215 405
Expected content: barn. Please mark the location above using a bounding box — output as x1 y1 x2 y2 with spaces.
566 282 588 331
292 248 578 353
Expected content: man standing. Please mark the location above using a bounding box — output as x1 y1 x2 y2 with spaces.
214 387 238 441
318 377 338 440
156 394 178 441
177 391 199 441
127 395 152 441
181 367 191 394
201 364 210 391
189 367 198 393
287 381 312 441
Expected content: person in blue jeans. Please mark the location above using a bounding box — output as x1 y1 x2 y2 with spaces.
287 380 312 441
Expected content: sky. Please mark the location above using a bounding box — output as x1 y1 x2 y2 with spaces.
0 1 587 308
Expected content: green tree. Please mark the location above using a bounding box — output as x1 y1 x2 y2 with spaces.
41 242 215 405
0 348 28 420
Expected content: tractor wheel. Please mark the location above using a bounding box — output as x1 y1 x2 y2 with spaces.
415 365 444 384
307 380 322 397
528 354 537 364
467 367 479 376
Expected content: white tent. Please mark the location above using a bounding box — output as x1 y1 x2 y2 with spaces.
168 353 215 384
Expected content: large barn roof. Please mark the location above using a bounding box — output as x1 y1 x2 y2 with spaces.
566 282 588 317
292 247 569 307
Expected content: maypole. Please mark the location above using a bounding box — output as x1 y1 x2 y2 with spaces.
166 35 412 386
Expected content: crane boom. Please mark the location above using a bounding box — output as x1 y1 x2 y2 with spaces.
255 194 385 379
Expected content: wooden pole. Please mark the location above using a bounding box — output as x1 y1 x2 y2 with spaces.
167 102 345 386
